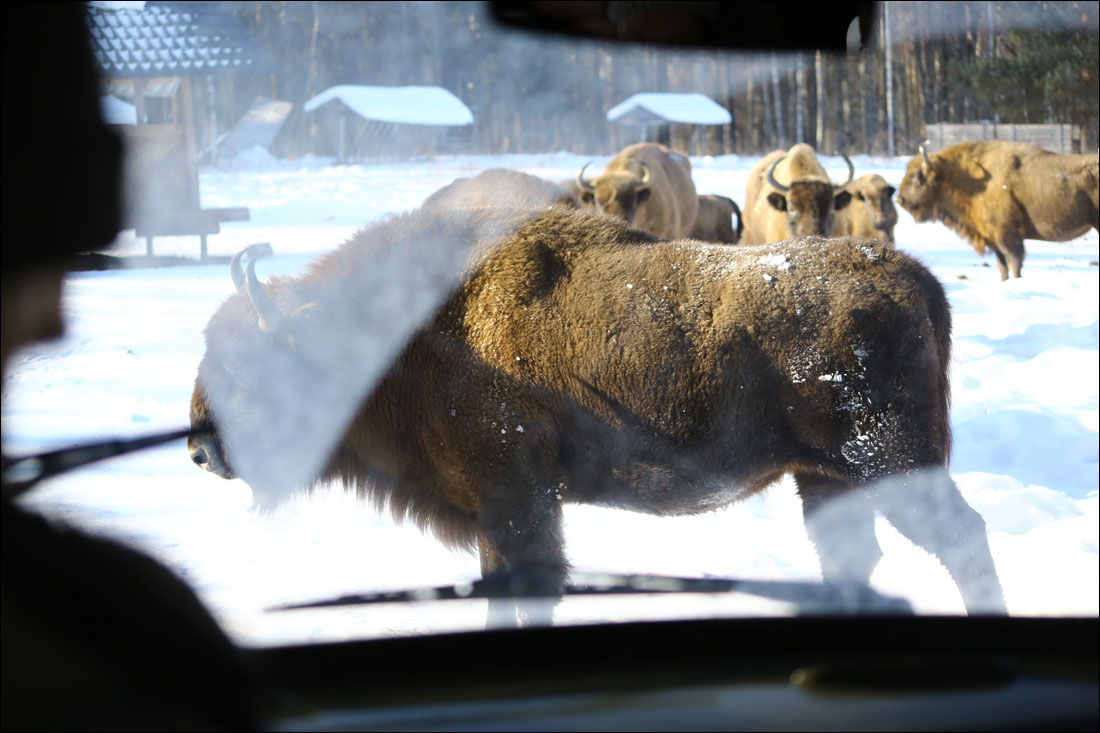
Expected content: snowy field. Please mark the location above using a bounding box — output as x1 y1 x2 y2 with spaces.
3 151 1097 646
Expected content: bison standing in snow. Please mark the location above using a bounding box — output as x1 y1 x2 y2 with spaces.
422 168 580 211
834 173 898 247
742 143 855 245
690 194 743 244
575 142 699 239
189 205 1005 620
896 141 1099 280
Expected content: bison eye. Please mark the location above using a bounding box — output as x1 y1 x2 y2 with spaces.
916 171 926 185
856 192 865 201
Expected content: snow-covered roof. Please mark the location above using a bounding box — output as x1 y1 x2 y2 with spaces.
86 1 275 78
303 85 474 126
607 93 732 126
100 94 136 125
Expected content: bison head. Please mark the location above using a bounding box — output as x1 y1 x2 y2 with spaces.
764 152 854 237
853 174 897 232
575 161 652 225
895 142 938 222
188 243 299 484
187 210 523 504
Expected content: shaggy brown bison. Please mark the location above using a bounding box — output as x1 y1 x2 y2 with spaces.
189 205 1005 621
575 142 699 239
422 168 580 210
834 174 898 247
896 141 1099 280
742 144 854 244
690 194 743 244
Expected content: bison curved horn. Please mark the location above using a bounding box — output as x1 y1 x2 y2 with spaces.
634 162 652 191
765 155 789 193
833 152 855 188
230 243 284 334
576 163 596 193
230 242 274 294
919 140 931 165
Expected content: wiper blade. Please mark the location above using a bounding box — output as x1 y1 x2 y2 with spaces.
267 572 914 615
2 427 195 499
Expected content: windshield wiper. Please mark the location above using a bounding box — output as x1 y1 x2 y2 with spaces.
2 427 195 500
267 572 914 616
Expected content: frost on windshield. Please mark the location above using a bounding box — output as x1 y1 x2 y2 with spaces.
4 2 1096 643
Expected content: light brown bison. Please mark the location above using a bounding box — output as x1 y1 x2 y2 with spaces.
575 142 699 239
689 194 743 244
834 174 898 248
896 141 1099 280
189 205 1005 621
422 168 580 211
742 144 854 245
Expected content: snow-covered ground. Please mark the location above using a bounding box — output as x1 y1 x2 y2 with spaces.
3 151 1097 646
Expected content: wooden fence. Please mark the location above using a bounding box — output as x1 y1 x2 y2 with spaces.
924 123 1083 154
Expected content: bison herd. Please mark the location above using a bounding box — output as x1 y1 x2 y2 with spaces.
189 140 1099 622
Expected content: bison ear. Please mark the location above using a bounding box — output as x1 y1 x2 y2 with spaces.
834 190 853 210
766 192 787 212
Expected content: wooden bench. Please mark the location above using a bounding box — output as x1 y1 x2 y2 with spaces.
134 206 250 260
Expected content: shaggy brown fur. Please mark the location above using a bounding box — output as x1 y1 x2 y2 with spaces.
422 168 580 210
835 174 898 248
689 194 743 244
742 144 853 244
896 141 1099 280
576 143 699 239
190 205 1005 616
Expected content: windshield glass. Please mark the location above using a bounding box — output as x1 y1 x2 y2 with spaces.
2 0 1097 646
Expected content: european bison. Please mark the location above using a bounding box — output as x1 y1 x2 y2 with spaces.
896 141 1099 280
690 194 743 244
575 142 699 239
422 168 580 210
742 144 854 244
834 174 898 248
189 205 1005 621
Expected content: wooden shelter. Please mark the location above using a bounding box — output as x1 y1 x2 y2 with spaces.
607 93 732 154
87 1 275 259
304 85 475 163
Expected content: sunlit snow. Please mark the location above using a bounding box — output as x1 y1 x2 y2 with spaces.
3 151 1096 645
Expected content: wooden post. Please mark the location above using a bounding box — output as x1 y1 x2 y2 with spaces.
179 76 200 212
134 77 147 125
338 115 346 162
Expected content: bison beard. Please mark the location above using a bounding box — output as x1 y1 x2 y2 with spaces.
190 205 1006 621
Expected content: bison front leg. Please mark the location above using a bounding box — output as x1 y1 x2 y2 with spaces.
992 238 1025 280
477 481 569 628
795 472 884 607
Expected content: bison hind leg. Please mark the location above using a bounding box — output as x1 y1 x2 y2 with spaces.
795 472 883 592
863 467 1006 614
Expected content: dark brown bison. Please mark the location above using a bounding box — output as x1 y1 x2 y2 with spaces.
422 168 580 210
689 194 743 244
575 142 699 239
742 144 854 244
189 205 1005 620
896 141 1099 280
834 174 898 248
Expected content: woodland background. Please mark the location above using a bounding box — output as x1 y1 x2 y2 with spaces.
188 1 1099 158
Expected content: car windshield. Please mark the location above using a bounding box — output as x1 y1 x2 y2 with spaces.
2 0 1097 647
